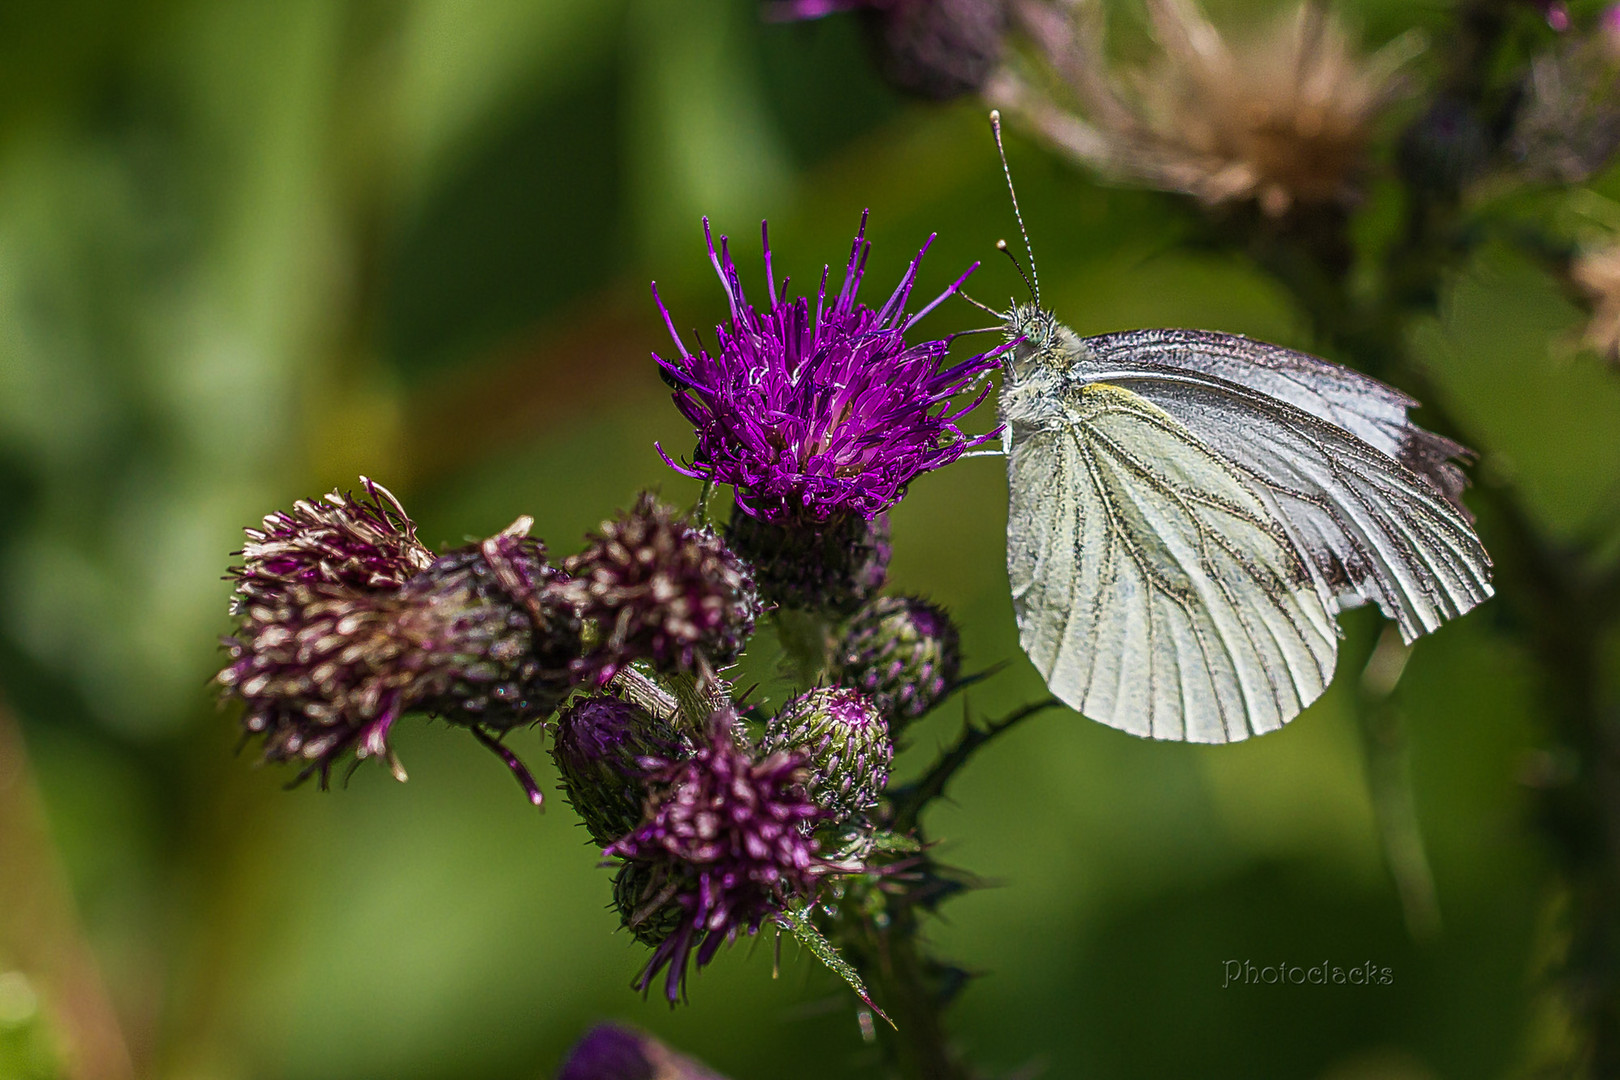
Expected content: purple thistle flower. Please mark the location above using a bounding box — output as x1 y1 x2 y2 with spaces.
653 213 1004 525
604 712 846 1003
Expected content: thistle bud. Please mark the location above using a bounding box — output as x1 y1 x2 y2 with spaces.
612 860 686 947
763 687 891 821
557 1024 727 1080
835 595 961 729
563 494 763 681
552 695 690 846
726 507 889 616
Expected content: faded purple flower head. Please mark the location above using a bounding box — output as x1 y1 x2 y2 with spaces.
229 477 433 613
654 213 1003 525
556 1024 727 1080
561 494 762 683
219 498 580 796
604 711 839 1003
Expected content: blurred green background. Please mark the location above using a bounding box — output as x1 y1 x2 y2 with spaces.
2 1 1618 1078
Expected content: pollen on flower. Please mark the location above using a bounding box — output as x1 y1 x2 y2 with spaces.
653 213 1004 524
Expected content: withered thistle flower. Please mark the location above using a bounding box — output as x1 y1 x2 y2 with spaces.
552 695 691 846
603 711 843 1003
653 214 1002 525
762 686 893 821
998 0 1419 217
836 594 961 728
1572 242 1620 366
229 477 432 610
725 504 891 614
219 492 579 798
562 494 762 683
767 0 1009 100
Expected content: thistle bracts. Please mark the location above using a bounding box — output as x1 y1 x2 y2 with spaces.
763 687 892 822
552 695 691 846
727 505 890 615
836 595 961 730
563 494 762 682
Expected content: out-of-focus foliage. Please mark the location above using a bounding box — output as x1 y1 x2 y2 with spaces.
0 1 1616 1078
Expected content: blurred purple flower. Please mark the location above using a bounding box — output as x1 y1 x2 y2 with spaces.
654 214 1003 525
605 712 848 1002
556 1024 727 1080
765 0 1008 99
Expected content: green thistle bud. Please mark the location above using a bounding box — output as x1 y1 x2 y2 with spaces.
612 860 686 947
763 687 891 821
835 595 961 730
551 696 689 846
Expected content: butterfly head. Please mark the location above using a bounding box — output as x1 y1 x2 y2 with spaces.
1001 300 1069 382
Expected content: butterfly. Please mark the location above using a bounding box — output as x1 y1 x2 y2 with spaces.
984 111 1494 743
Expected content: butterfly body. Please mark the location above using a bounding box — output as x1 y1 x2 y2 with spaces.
995 301 1493 743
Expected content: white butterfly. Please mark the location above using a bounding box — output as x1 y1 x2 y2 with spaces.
986 114 1493 743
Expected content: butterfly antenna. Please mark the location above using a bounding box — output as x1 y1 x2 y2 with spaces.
958 288 1001 317
990 109 1040 304
996 239 1035 301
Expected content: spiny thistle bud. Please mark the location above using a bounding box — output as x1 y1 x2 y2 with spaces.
726 506 890 615
604 711 837 1003
563 494 762 682
612 860 687 947
836 595 961 729
763 687 892 821
219 506 579 794
552 695 691 846
229 477 432 612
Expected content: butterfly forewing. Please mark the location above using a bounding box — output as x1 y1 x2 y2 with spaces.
1008 381 1340 743
1071 357 1494 644
1075 329 1472 506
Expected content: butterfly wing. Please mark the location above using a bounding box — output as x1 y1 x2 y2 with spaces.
1075 329 1473 507
1071 351 1494 644
1007 381 1341 742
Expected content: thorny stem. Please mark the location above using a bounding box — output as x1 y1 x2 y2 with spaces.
892 698 1063 834
774 609 837 687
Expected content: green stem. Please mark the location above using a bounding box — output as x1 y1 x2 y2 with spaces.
774 609 836 687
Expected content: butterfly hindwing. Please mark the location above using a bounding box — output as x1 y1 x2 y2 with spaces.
1007 380 1340 743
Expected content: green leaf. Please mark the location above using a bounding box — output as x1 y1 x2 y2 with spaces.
779 905 894 1029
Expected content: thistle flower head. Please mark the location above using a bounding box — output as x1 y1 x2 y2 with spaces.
767 0 1009 100
552 695 692 846
763 686 893 822
836 594 961 728
725 504 890 614
219 505 579 789
1000 0 1418 217
654 214 1002 525
562 494 762 682
604 712 838 1002
229 477 433 613
1510 18 1620 184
